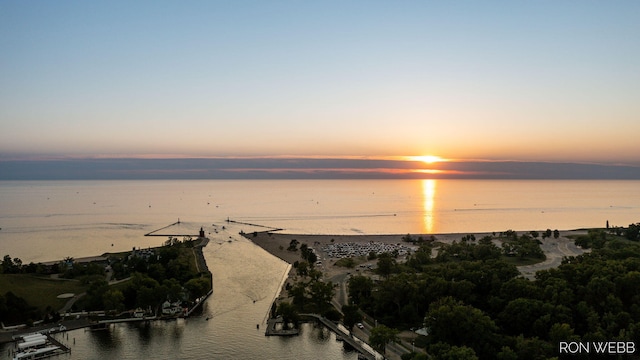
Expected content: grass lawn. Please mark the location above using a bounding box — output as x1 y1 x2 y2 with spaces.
0 274 88 312
502 255 546 266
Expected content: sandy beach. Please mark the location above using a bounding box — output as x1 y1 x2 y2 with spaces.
245 230 590 360
247 229 591 292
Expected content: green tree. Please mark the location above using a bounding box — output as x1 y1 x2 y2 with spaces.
84 279 109 310
185 277 210 300
430 344 479 360
341 304 362 332
369 324 399 355
136 286 156 310
295 261 309 277
406 243 433 269
499 278 539 302
2 255 17 274
276 301 299 329
300 243 308 253
498 298 545 336
309 280 334 314
289 281 307 309
347 275 373 307
513 335 554 360
376 252 396 278
162 278 184 301
502 235 544 259
548 323 580 344
496 346 518 360
306 251 318 264
424 297 499 359
103 289 125 313
0 292 41 325
147 263 166 282
625 223 640 241
287 239 299 251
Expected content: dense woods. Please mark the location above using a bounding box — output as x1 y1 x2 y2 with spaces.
0 239 211 325
349 226 640 360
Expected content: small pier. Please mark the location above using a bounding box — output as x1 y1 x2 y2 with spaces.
264 317 299 336
9 333 70 360
45 333 71 354
98 316 157 324
301 314 377 360
144 221 199 237
226 218 283 232
185 289 213 317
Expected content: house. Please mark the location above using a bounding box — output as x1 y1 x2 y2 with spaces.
162 301 184 315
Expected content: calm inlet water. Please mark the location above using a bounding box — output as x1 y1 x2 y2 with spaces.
1 179 639 358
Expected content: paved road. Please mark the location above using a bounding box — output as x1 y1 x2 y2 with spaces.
329 272 350 309
518 236 590 279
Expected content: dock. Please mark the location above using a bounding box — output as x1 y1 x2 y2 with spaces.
264 317 299 336
264 314 377 359
185 288 213 317
301 314 377 360
45 333 71 354
9 333 71 360
98 316 157 324
144 221 198 237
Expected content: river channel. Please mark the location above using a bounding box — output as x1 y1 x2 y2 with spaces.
1 223 359 360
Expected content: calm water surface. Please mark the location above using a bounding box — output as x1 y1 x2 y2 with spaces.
1 179 638 262
1 179 639 359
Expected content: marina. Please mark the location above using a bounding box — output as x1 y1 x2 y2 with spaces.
9 332 70 360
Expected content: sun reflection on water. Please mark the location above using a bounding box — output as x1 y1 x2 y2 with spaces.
421 179 436 233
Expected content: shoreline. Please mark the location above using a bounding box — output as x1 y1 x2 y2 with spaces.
0 238 212 344
1 228 591 345
246 228 592 304
246 229 591 267
245 229 592 360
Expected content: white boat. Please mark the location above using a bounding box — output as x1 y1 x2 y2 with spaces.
13 345 59 360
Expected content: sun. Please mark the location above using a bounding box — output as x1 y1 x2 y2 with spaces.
408 155 444 164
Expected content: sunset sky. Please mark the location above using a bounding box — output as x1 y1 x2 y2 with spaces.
1 1 640 175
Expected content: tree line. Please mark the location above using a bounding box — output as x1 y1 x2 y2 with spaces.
348 226 640 359
0 240 211 325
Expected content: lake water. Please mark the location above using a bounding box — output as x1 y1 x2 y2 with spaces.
1 179 639 359
1 179 638 262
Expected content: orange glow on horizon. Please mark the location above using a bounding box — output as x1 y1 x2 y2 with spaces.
407 155 447 164
411 169 446 175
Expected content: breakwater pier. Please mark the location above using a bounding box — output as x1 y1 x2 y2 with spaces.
264 313 378 360
302 314 378 360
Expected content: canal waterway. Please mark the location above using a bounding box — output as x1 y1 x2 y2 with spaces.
1 222 359 359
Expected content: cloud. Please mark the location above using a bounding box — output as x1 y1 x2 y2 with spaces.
1 157 639 180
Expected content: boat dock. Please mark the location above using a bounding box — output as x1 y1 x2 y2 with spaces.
264 317 299 336
265 313 378 359
9 333 71 360
185 288 213 317
301 314 377 360
45 334 70 354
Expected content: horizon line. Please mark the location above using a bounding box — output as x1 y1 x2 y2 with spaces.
2 154 639 167
1 157 640 180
